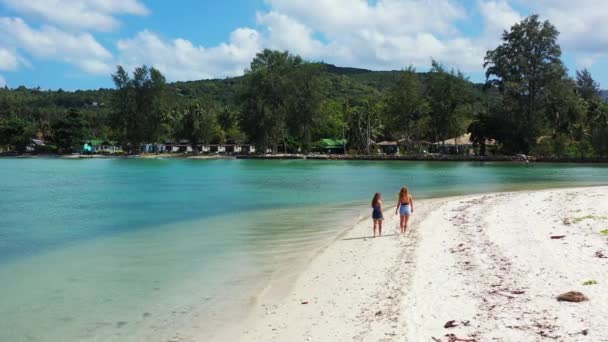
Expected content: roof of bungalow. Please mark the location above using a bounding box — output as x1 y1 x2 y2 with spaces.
433 133 473 146
433 133 496 146
319 139 347 148
375 141 398 146
32 139 46 146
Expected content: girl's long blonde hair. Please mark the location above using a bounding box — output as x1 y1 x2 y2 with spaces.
399 187 410 202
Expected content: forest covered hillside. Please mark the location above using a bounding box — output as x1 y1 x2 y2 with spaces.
2 15 608 158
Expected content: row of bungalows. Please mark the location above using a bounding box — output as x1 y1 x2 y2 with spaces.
374 134 496 155
200 144 256 154
83 140 123 153
140 141 256 154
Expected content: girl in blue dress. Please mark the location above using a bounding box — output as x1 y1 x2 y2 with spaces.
371 193 383 238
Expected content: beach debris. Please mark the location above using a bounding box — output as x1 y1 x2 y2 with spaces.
582 280 598 286
461 320 471 326
444 320 458 329
557 291 588 302
375 310 383 317
595 250 607 258
581 329 589 336
562 218 571 225
444 334 477 342
550 235 566 240
300 301 309 305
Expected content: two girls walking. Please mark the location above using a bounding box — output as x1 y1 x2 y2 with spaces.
370 187 414 238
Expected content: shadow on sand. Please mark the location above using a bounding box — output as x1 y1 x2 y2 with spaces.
341 233 399 241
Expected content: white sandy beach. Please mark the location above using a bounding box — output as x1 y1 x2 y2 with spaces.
232 187 608 342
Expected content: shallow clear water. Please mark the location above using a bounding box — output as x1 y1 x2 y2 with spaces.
1 158 607 341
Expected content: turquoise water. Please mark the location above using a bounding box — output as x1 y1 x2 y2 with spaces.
1 158 608 341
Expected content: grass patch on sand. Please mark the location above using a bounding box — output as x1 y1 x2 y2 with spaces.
571 215 608 224
600 229 608 236
583 280 598 286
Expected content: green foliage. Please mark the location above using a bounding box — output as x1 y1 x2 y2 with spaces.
52 108 87 153
576 69 601 101
599 229 608 236
484 15 566 154
582 280 598 286
111 65 167 153
344 99 384 153
0 116 32 153
426 61 474 144
1 28 608 158
176 103 216 152
238 49 321 152
384 66 428 142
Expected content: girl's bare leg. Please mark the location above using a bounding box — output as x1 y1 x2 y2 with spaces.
400 216 406 234
403 215 411 234
378 220 383 236
373 221 377 238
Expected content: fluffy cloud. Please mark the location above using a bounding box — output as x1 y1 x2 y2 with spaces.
116 28 261 80
478 0 522 37
3 0 608 84
265 0 467 37
112 0 493 80
0 47 20 70
0 0 149 31
518 0 608 54
256 11 326 59
0 17 112 74
0 74 6 87
253 0 487 72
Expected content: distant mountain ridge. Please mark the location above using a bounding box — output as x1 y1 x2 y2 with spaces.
1 63 605 117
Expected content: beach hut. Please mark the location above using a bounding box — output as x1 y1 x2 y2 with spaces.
207 144 226 154
375 141 399 154
237 144 255 154
316 139 347 154
431 133 474 155
223 144 237 153
173 140 193 153
26 139 46 152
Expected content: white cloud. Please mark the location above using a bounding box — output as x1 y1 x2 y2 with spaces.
116 28 261 81
265 0 466 37
513 1 608 53
0 17 112 74
251 0 487 72
0 47 20 70
0 0 149 32
478 0 522 36
0 74 5 87
112 0 494 80
256 11 326 59
575 55 599 69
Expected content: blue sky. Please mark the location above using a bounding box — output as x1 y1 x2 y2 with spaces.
1 0 607 90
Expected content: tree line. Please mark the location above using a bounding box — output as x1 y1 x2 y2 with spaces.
1 14 608 157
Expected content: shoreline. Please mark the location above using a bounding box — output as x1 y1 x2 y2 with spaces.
3 153 608 163
230 186 608 341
